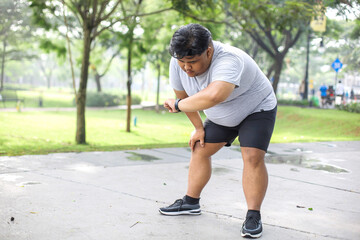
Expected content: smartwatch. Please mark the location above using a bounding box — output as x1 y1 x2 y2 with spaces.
175 98 182 112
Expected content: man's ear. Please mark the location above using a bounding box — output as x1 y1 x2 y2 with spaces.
207 47 212 57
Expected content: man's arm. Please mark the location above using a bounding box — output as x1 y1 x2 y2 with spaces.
172 89 205 149
178 81 235 112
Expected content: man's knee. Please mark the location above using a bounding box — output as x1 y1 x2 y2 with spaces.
242 147 265 167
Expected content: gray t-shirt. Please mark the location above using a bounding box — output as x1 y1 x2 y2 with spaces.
170 41 277 127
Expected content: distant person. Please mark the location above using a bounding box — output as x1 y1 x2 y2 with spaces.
350 88 355 102
319 83 328 106
345 91 349 103
336 80 344 100
299 80 305 99
162 23 277 238
335 80 345 105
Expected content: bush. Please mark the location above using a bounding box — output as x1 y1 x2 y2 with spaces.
81 92 142 107
277 97 320 107
118 94 142 105
86 92 121 107
336 102 360 113
278 99 310 107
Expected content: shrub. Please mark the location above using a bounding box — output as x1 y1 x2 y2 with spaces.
118 94 142 105
77 92 142 107
85 92 121 107
336 102 360 113
277 97 320 108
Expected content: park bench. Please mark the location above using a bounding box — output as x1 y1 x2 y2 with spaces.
0 89 25 107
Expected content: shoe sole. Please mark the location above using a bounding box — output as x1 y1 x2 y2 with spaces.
241 232 262 238
159 209 201 216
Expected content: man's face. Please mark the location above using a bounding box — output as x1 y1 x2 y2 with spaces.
177 47 212 77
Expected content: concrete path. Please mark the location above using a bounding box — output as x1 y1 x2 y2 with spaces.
1 141 359 240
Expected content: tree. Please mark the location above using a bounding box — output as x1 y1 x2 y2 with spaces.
30 0 173 142
110 0 172 132
224 0 317 94
90 46 120 92
0 0 34 90
141 9 184 113
30 0 125 143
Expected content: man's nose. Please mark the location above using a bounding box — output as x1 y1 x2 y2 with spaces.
184 63 192 71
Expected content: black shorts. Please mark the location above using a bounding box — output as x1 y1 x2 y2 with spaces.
203 106 277 152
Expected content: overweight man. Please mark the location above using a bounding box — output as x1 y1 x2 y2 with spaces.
160 23 277 238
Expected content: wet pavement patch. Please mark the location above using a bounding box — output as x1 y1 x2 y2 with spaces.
212 167 233 175
125 152 161 162
265 155 349 173
283 148 313 153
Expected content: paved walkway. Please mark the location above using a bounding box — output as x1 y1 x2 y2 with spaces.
1 141 360 240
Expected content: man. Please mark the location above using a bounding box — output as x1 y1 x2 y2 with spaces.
319 83 328 107
161 23 277 239
335 80 345 104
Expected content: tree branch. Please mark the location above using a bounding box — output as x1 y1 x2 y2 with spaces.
93 7 173 38
91 0 98 27
98 0 123 23
245 29 275 58
65 1 82 25
100 49 120 77
175 9 226 24
254 18 278 54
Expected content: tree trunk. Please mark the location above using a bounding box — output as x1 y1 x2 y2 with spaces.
155 63 161 113
95 73 102 92
272 56 284 94
266 63 275 80
303 31 311 100
46 69 52 89
76 28 91 144
1 39 6 90
126 40 133 132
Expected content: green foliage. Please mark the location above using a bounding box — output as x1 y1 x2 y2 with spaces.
85 92 121 107
28 0 59 30
277 97 320 107
84 92 142 107
350 19 360 39
0 0 36 62
336 102 360 113
39 39 67 59
119 94 142 105
278 99 311 107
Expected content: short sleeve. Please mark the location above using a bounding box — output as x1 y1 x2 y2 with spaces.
211 55 243 87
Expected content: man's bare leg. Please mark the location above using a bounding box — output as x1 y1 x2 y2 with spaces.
241 147 268 210
186 142 226 198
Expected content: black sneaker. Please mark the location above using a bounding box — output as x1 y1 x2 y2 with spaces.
159 197 201 216
241 210 263 238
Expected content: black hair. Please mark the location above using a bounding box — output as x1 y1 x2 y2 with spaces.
169 23 212 59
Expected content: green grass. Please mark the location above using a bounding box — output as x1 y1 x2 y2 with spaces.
2 89 75 108
0 106 359 156
273 106 360 142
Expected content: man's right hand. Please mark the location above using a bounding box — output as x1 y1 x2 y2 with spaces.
189 129 205 151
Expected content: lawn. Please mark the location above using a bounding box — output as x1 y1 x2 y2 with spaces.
0 106 359 156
